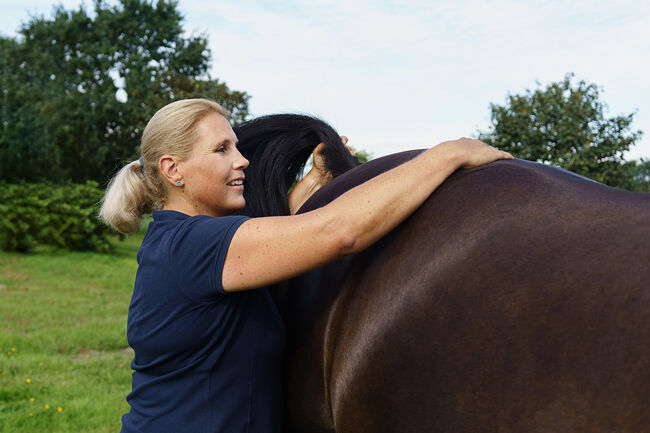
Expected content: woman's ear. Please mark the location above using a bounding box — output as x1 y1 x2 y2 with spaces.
159 155 184 186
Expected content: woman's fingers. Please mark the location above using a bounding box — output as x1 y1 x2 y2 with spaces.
312 143 327 172
313 142 326 155
339 135 357 157
438 137 514 168
486 144 513 159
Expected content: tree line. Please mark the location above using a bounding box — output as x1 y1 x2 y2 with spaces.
1 0 647 192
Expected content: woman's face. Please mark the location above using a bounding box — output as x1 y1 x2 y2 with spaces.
180 112 249 217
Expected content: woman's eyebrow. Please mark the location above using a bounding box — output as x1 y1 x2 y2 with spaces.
215 138 237 147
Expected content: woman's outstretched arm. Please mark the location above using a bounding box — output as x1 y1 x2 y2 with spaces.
223 138 512 292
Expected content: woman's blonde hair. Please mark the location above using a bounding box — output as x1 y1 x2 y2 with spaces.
99 99 230 234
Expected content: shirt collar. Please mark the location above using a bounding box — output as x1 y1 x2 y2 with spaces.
152 209 191 221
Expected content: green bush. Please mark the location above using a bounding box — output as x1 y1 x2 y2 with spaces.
0 182 114 252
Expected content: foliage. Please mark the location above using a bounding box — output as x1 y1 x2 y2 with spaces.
477 73 647 191
0 0 250 184
0 182 114 252
350 146 373 164
612 158 650 193
0 234 141 432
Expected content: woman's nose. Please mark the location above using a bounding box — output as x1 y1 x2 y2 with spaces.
233 149 249 169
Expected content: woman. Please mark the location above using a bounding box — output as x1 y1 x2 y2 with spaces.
100 98 512 433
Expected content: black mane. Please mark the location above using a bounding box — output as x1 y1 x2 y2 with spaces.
234 114 359 217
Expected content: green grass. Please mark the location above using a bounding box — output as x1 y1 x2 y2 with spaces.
0 231 145 432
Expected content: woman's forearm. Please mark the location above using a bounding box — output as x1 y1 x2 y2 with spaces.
321 143 462 254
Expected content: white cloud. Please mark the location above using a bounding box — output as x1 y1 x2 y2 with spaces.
178 0 650 158
2 0 649 159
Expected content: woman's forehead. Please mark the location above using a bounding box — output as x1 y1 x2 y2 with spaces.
196 113 236 143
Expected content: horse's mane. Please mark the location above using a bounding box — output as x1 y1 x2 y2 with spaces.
234 114 359 217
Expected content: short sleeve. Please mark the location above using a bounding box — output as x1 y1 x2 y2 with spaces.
169 215 249 301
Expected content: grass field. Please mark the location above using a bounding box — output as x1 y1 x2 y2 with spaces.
0 232 145 432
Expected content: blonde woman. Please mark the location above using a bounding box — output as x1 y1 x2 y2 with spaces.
100 98 512 433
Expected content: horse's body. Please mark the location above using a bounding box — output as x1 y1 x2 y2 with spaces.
278 152 650 433
234 116 650 432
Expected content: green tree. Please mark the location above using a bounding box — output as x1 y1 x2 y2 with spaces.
617 159 650 193
350 146 373 163
0 0 249 183
477 73 647 191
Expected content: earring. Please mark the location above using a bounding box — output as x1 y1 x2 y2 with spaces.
176 180 182 186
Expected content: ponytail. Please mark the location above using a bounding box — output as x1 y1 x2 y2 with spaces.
99 160 154 235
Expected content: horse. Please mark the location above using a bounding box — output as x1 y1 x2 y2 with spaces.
234 115 650 433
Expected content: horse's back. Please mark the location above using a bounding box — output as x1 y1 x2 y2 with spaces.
294 156 650 432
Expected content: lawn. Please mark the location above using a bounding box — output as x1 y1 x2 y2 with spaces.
0 232 144 432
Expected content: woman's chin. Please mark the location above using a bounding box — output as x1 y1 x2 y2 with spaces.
234 199 246 211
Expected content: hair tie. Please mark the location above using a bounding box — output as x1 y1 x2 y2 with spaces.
138 157 145 173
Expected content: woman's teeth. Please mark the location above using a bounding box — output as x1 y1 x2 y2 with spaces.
228 180 243 186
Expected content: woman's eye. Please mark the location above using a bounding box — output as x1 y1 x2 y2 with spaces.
215 146 226 153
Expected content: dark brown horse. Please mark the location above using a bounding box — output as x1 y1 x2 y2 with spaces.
235 116 650 433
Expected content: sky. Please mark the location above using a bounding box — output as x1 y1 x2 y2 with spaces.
2 0 650 160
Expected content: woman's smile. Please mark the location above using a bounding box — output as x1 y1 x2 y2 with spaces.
226 177 245 190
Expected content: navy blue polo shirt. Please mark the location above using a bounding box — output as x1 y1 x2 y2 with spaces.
121 210 286 433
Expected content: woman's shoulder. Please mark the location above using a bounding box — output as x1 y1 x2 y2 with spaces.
139 211 246 258
149 210 248 237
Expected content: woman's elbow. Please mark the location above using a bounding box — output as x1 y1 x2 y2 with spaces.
338 228 359 255
323 215 360 256
308 205 364 259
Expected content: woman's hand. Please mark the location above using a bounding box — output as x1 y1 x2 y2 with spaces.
437 137 514 169
288 136 352 214
311 136 354 182
310 142 334 185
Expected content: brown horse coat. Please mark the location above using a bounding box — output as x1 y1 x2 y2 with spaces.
277 154 650 433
